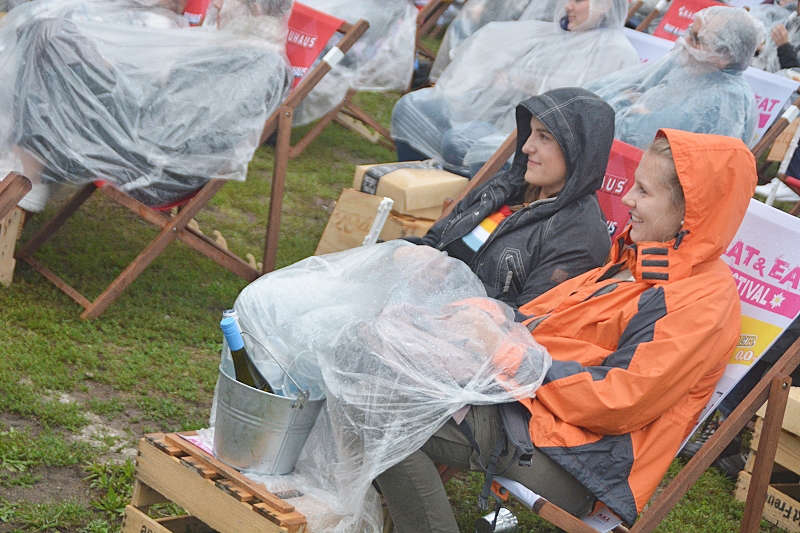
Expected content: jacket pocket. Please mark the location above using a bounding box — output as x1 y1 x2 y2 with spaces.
497 248 526 297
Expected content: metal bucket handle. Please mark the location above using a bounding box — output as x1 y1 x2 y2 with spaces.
242 331 311 408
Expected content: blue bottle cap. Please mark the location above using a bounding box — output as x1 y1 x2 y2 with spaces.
220 316 245 351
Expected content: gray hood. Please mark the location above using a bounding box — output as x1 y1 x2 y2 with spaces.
505 87 616 218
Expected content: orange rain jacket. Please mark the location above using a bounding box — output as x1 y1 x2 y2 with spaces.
515 129 756 524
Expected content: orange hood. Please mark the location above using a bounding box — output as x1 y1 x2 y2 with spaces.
612 129 757 282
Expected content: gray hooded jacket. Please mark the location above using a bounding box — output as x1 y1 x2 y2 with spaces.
411 88 614 307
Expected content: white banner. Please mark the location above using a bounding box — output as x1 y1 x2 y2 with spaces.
623 28 799 142
698 199 800 420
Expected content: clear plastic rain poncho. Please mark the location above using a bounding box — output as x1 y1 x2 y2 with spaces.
585 6 760 149
0 0 292 207
293 0 418 125
391 0 638 176
429 0 535 81
205 241 551 532
751 8 799 73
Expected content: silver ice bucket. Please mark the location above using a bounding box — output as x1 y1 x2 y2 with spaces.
213 361 324 475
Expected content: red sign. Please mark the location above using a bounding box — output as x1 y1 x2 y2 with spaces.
653 0 724 42
183 0 212 26
286 3 343 87
597 140 642 239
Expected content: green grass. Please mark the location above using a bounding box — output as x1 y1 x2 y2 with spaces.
0 80 790 532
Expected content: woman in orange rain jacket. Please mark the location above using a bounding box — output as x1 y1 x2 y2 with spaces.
376 128 756 531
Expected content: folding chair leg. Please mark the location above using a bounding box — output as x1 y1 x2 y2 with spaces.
16 182 96 260
288 96 350 159
740 375 792 533
263 106 293 274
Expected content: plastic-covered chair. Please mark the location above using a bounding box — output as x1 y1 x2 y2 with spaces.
16 2 368 319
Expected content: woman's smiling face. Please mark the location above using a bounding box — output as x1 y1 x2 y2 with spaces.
622 151 685 243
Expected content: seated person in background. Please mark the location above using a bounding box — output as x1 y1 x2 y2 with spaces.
750 3 799 72
391 0 638 177
430 0 536 81
585 6 761 149
377 128 757 531
2 0 292 210
406 88 613 308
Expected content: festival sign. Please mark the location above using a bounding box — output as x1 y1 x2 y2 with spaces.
652 0 724 41
623 28 800 144
597 140 641 239
700 199 800 420
285 2 342 87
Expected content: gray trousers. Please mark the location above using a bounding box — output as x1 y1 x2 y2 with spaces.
375 405 595 533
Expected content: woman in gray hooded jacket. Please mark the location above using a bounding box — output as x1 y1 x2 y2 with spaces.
407 87 614 307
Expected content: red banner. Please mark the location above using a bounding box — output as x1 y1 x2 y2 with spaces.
652 0 724 42
597 140 642 239
286 3 343 87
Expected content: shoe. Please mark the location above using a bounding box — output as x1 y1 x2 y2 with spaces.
714 451 746 480
679 418 720 460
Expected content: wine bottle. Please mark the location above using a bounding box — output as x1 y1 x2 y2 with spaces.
219 317 273 393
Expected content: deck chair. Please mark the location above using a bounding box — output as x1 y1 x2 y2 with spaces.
440 137 800 532
15 4 368 319
0 173 31 287
287 2 457 157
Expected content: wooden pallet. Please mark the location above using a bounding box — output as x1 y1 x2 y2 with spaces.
123 432 307 533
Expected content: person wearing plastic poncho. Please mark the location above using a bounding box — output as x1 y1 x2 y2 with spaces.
292 0 418 126
429 0 535 81
751 3 800 73
206 240 552 532
0 0 292 211
390 0 639 177
584 6 760 149
378 129 756 531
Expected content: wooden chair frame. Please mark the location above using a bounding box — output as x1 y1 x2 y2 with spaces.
15 16 369 319
437 132 800 531
0 173 31 221
289 0 457 157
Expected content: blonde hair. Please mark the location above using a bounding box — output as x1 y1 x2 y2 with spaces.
647 136 685 210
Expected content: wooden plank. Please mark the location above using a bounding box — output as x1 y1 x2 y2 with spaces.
742 376 792 533
162 433 296 515
750 416 800 475
315 188 388 255
736 471 800 532
122 505 173 533
0 207 23 286
131 479 168 508
767 119 800 162
135 438 291 533
757 386 800 438
215 479 254 502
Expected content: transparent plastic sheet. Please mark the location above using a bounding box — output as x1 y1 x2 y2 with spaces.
429 0 535 81
293 0 417 125
752 8 798 73
391 0 638 176
585 6 760 149
209 241 552 532
0 0 292 207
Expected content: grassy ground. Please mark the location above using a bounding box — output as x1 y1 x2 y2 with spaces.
0 90 788 532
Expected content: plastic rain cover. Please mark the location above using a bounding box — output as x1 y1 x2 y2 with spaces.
751 8 799 73
293 0 417 125
585 6 760 149
0 0 292 207
208 240 551 532
430 0 535 81
390 0 638 176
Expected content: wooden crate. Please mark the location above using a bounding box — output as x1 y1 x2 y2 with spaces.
735 396 800 532
123 433 307 533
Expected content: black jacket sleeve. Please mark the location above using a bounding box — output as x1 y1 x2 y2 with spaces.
778 43 800 70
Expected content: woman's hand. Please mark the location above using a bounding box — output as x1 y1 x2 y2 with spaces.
773 24 790 47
